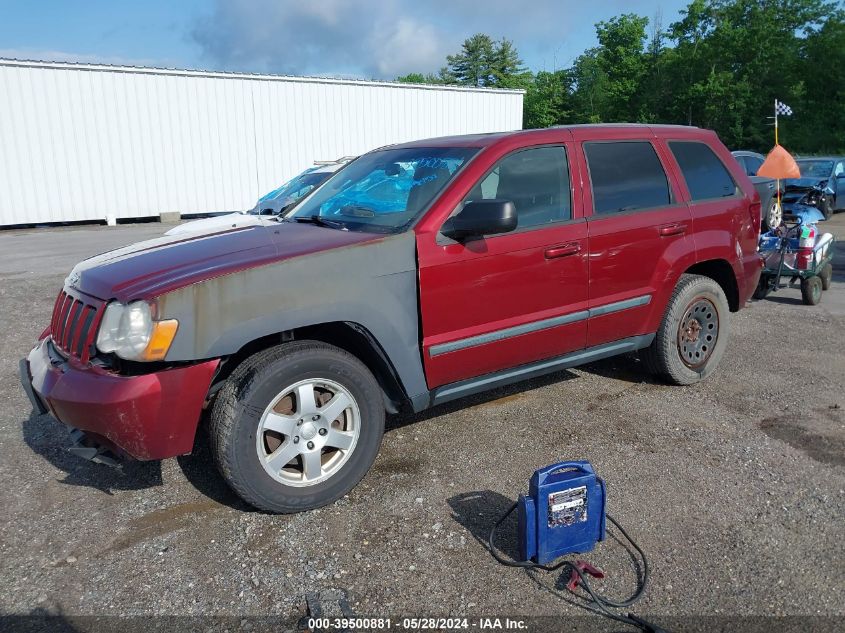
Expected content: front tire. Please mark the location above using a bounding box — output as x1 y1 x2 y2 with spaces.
820 197 833 221
209 341 385 513
640 274 730 385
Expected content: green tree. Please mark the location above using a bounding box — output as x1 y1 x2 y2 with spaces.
523 70 573 128
662 0 838 150
793 9 845 152
593 14 650 121
490 37 528 86
569 50 609 123
445 33 496 86
395 72 445 84
566 14 651 123
394 1 845 152
395 72 426 84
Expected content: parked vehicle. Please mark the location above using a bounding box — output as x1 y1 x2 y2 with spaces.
166 158 352 236
731 150 766 177
21 125 763 513
732 150 780 230
779 157 845 221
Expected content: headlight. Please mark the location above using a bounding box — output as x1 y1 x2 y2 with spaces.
803 191 820 206
96 300 178 361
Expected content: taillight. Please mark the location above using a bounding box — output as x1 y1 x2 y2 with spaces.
749 201 762 234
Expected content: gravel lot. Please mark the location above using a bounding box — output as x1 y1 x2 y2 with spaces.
1 217 843 631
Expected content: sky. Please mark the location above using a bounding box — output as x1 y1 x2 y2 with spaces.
0 0 691 79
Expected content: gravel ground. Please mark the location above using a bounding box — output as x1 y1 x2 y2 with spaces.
0 217 843 632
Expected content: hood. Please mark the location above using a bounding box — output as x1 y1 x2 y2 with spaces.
784 203 825 224
783 177 828 191
69 221 382 302
164 212 258 236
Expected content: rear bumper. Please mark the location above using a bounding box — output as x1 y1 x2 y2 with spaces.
22 338 219 460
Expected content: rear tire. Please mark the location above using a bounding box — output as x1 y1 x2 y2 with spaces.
209 341 385 513
640 274 730 385
800 276 823 305
752 275 771 300
819 263 833 291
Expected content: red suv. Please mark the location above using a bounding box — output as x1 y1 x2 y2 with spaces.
20 124 763 512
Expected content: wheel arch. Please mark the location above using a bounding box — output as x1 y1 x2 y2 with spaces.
208 321 411 414
684 259 740 311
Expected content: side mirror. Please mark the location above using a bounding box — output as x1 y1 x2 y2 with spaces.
442 199 517 241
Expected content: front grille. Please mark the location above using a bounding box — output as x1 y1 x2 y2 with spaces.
50 289 105 363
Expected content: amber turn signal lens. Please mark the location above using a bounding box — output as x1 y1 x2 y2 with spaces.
140 319 179 361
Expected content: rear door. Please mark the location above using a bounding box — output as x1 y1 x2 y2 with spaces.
667 138 760 297
416 140 589 388
576 134 694 348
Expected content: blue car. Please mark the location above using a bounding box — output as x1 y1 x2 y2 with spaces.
779 157 845 221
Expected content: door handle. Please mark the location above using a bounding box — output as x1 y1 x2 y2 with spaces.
658 223 687 237
545 242 581 259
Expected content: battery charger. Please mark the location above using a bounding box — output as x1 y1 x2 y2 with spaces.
517 460 606 564
488 460 667 633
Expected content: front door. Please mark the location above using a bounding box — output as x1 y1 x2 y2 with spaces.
834 160 845 210
417 143 589 388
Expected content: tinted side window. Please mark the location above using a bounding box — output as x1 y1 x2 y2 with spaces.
465 146 571 228
584 142 671 215
670 141 738 200
746 156 763 176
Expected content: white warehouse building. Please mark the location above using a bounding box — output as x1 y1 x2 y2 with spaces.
0 59 523 227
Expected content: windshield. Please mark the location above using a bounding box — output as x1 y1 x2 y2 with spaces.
287 147 478 232
251 171 332 214
797 160 833 178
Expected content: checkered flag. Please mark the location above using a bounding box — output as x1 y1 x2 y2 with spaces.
775 100 793 116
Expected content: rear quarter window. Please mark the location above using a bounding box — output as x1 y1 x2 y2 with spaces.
746 155 764 176
670 141 738 201
584 141 672 215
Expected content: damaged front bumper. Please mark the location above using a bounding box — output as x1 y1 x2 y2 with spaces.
780 182 833 222
20 338 219 461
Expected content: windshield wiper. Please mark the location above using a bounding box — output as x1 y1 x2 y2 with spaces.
338 204 376 218
293 215 347 230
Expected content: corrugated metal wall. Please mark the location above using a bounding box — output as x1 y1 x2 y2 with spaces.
0 60 523 226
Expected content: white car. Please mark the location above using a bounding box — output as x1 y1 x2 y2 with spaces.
166 158 352 236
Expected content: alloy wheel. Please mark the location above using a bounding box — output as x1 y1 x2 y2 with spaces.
256 378 360 487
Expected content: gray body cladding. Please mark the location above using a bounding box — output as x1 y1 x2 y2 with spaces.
157 229 428 403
